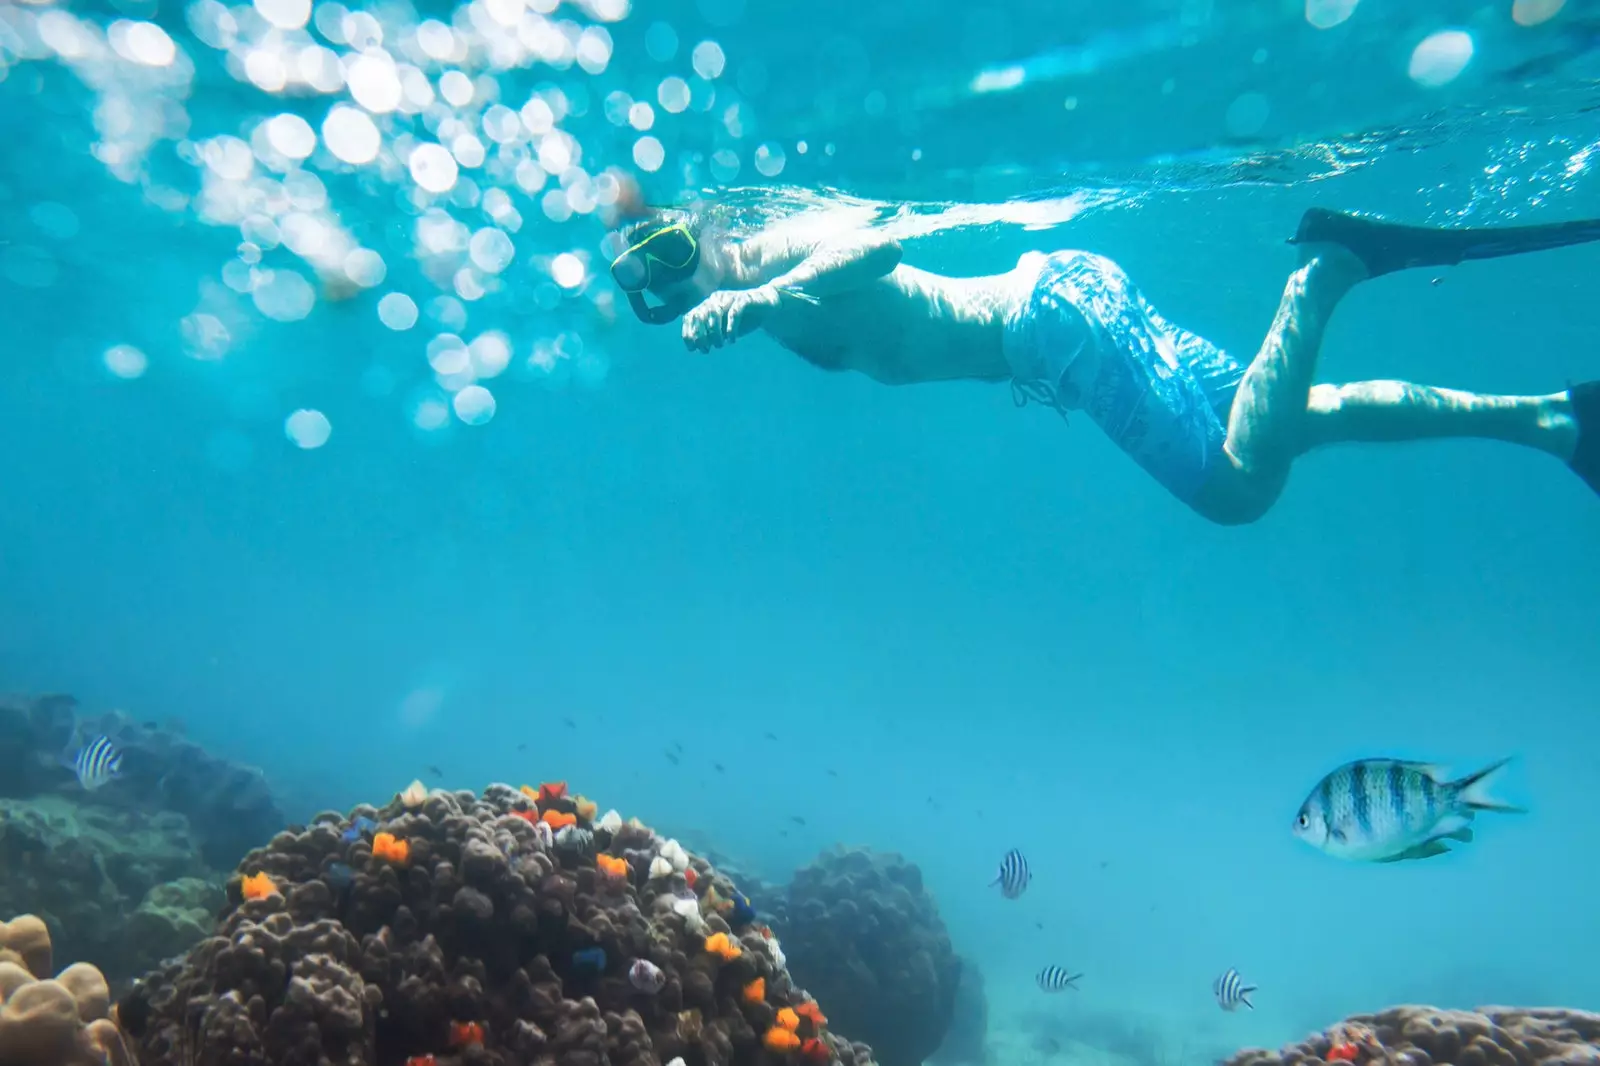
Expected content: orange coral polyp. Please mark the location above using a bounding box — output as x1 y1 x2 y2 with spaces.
541 809 577 830
373 832 410 863
742 978 766 1004
448 1021 485 1047
703 932 741 960
597 854 629 878
764 1028 802 1052
776 1008 800 1032
519 784 540 801
796 1002 828 1027
801 1038 832 1063
241 871 278 900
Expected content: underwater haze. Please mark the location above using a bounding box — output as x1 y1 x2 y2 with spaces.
2 0 1599 1060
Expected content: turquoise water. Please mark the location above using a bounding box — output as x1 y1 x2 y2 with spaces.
2 0 1599 1060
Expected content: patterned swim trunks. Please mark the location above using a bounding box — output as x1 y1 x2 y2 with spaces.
1002 250 1246 506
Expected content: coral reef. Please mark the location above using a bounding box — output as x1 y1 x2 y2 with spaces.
759 846 961 1066
0 693 288 980
0 913 135 1066
1226 1005 1600 1066
0 794 215 979
116 781 881 1066
929 958 986 1066
0 695 285 869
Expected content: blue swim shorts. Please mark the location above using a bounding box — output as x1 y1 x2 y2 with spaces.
1002 250 1246 506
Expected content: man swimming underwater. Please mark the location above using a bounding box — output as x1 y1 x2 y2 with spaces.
607 205 1600 524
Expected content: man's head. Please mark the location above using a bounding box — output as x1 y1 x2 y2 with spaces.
609 213 707 325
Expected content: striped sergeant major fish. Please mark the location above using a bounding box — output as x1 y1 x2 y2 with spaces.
1292 757 1525 863
72 735 123 791
1036 966 1082 992
989 848 1031 899
1213 967 1256 1011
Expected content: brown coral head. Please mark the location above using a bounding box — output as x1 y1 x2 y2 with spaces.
677 1008 704 1043
0 916 52 980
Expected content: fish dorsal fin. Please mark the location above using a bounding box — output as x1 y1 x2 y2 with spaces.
1397 760 1448 781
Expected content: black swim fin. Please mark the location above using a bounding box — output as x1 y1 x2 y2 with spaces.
1569 380 1600 496
1289 207 1600 278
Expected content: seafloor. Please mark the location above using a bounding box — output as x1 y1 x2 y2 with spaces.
2 692 1596 1066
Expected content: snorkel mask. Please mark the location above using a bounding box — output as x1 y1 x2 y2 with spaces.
609 221 702 325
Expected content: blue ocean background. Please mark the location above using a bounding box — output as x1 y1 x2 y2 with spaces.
2 0 1598 1060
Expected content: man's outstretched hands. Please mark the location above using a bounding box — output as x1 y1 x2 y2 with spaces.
682 285 781 352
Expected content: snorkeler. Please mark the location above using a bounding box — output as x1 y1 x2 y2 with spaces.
606 207 1600 524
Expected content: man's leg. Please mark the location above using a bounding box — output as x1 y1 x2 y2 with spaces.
1301 381 1578 456
1215 246 1369 510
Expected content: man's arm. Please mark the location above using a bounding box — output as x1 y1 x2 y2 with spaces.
730 230 904 298
679 230 903 352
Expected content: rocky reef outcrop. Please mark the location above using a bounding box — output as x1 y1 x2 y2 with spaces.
0 693 283 980
1227 1005 1600 1066
116 780 880 1066
758 847 961 1066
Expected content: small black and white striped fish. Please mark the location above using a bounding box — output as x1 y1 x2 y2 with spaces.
989 848 1031 899
73 736 123 791
1213 968 1257 1011
1036 966 1082 992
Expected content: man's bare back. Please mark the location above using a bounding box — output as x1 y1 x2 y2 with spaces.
668 226 1034 387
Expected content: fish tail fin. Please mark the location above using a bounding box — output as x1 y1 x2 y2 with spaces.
1240 987 1257 1010
1451 758 1527 814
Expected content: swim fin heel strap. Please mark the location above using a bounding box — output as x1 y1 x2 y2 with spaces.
1289 207 1600 278
1569 381 1600 497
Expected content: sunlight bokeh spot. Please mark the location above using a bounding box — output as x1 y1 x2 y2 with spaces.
710 149 739 182
378 292 419 330
644 20 677 61
344 248 387 287
412 396 450 431
321 105 381 164
409 142 460 193
632 135 664 172
347 52 402 113
692 40 725 79
1304 0 1360 29
1225 92 1271 138
265 113 316 161
103 344 148 380
109 20 177 66
1408 30 1474 88
469 227 516 273
1511 0 1566 26
284 408 332 448
658 75 690 113
469 332 512 378
252 269 316 321
452 384 497 425
754 142 786 177
254 0 311 31
551 252 586 289
427 334 471 375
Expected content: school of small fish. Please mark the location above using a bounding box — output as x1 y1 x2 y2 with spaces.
996 752 1524 1013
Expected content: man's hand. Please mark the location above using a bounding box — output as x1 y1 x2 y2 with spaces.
681 285 780 352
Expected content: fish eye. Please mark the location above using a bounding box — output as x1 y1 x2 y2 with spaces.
1296 812 1310 829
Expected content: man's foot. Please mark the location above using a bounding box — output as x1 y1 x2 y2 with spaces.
1289 208 1600 279
1569 381 1600 495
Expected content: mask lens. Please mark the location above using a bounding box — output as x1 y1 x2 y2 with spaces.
610 251 650 292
